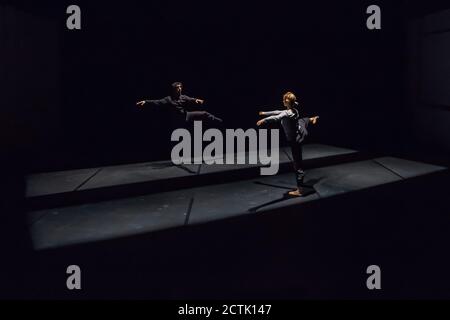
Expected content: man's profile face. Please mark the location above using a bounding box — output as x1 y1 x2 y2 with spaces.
174 84 182 96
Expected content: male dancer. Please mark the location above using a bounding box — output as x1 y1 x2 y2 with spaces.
257 92 319 197
137 82 223 123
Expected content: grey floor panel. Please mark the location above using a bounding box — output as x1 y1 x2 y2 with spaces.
26 168 99 197
79 161 199 190
301 144 357 161
28 190 192 250
373 157 446 179
304 160 403 198
187 173 320 225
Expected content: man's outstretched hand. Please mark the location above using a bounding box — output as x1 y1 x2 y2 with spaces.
195 99 205 104
136 101 146 107
310 116 319 125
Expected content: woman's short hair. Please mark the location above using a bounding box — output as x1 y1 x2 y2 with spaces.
283 92 297 105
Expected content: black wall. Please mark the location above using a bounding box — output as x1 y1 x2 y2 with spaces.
5 1 429 172
0 4 59 290
1 3 60 164
406 7 450 164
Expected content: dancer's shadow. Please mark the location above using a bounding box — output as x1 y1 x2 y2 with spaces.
248 179 323 213
145 161 197 174
247 193 292 213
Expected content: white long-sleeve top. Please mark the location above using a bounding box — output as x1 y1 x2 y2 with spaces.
260 108 310 143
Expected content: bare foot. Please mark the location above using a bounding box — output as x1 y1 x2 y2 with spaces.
288 189 303 197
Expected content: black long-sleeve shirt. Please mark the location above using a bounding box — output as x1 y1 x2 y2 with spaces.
261 108 310 143
145 95 197 115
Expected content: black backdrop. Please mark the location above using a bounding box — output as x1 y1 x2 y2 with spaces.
4 0 449 172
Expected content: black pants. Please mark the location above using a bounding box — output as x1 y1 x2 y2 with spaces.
185 111 223 123
289 141 305 189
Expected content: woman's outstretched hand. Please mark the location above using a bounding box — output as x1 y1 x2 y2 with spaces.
136 101 146 107
256 119 265 126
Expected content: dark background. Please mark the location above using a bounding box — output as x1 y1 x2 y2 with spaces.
4 0 450 173
1 0 450 300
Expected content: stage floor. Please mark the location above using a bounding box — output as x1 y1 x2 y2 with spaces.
26 144 357 196
25 144 361 209
27 150 446 250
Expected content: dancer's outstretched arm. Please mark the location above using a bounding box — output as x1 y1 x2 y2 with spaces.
257 110 290 126
136 97 169 108
184 95 205 105
259 110 283 116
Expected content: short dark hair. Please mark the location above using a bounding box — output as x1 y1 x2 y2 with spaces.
171 82 183 89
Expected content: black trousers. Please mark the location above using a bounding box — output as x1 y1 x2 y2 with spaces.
289 141 305 189
185 111 223 123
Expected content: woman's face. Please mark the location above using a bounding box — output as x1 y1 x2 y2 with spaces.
283 97 292 108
